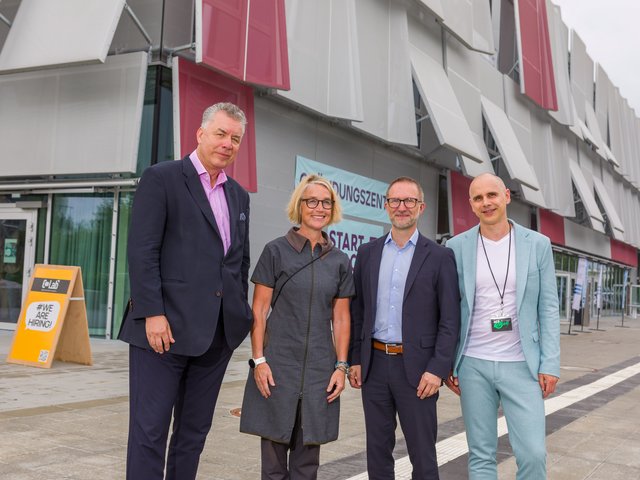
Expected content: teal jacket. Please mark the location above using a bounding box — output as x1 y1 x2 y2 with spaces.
446 221 560 380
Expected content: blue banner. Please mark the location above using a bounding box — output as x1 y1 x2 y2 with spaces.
327 219 385 269
295 156 390 224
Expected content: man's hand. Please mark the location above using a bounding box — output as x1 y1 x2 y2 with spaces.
444 370 461 396
538 373 559 398
348 365 362 389
145 315 175 353
417 371 441 399
254 363 275 398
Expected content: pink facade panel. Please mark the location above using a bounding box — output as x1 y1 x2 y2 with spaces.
177 58 257 192
245 0 290 89
516 0 558 110
199 0 289 89
538 208 565 246
450 171 478 235
610 239 638 267
201 0 247 80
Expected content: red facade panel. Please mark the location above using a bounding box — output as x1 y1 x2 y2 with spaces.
177 57 257 192
516 0 558 110
200 0 247 80
610 239 638 267
538 208 565 246
199 0 289 90
450 171 478 235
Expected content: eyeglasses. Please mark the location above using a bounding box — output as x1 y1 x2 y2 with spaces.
301 198 334 209
386 197 421 208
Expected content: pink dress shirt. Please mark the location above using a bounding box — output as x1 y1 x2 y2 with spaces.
189 151 231 254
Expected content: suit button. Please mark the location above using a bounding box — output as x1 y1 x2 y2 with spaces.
215 291 222 297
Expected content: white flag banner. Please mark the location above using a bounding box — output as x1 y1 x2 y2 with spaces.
572 258 588 311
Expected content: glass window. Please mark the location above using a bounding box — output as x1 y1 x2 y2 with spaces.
111 192 133 338
49 194 113 337
137 65 174 175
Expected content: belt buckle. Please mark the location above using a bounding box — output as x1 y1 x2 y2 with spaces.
385 343 399 355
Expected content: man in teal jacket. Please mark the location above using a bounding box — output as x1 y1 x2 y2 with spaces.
445 173 560 479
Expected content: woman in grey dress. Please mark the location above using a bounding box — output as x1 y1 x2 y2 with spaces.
240 174 353 479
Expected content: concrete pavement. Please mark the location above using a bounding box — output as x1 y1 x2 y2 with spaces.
1 314 639 479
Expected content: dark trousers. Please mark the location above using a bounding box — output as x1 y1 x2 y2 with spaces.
126 323 232 480
362 349 439 480
260 402 321 480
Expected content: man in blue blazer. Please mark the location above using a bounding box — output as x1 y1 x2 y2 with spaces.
119 103 252 480
445 173 560 479
349 177 460 479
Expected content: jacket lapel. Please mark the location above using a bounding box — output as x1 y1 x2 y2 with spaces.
403 234 431 302
369 236 386 316
224 180 239 251
182 158 221 237
462 226 479 314
514 222 532 311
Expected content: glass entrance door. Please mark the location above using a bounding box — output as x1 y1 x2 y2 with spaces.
0 211 36 329
556 273 570 320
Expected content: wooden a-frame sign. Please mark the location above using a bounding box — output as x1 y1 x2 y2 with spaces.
7 264 93 368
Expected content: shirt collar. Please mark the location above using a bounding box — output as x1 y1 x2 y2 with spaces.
385 228 419 247
189 150 228 187
285 227 333 255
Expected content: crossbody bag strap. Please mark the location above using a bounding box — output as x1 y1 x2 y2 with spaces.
271 250 330 309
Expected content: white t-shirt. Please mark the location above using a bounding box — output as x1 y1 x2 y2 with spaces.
463 230 525 361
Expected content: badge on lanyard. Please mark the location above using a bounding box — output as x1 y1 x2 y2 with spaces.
490 311 513 332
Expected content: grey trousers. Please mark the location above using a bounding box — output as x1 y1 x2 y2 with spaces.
260 402 320 480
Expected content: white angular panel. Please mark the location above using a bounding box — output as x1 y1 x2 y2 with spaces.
592 175 624 240
0 0 126 73
594 64 610 140
481 95 542 191
279 0 363 121
417 0 444 20
549 126 576 217
584 100 606 159
351 0 416 145
569 160 606 233
0 52 146 175
440 0 494 54
410 45 485 163
570 31 594 122
546 0 573 126
459 133 494 177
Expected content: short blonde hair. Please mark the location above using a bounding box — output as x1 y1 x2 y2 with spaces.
286 174 343 225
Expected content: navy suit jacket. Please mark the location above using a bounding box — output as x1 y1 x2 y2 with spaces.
118 156 252 355
349 232 460 387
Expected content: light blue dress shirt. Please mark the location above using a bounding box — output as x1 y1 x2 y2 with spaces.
372 229 419 343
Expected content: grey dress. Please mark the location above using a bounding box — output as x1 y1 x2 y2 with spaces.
240 228 354 445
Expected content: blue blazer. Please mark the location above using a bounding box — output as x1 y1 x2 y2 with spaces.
446 221 560 380
349 233 460 387
119 156 252 355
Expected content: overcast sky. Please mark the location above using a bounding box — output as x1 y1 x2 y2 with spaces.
551 0 640 115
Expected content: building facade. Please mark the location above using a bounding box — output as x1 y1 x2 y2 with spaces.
0 0 638 338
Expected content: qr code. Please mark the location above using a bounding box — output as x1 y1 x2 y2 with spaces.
38 350 49 363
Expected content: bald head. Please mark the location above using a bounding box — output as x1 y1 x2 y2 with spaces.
468 173 511 230
469 173 507 198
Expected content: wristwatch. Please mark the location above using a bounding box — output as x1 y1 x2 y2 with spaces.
248 356 267 368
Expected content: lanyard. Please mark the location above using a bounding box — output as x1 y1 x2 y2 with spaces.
478 225 511 312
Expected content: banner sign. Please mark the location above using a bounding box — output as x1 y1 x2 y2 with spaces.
327 219 385 269
621 269 629 310
295 156 390 224
596 264 603 310
571 257 587 311
7 265 92 369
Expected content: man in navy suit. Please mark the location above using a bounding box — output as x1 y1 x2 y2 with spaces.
349 177 460 479
119 102 252 480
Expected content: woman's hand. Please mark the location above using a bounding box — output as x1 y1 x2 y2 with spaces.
253 363 275 398
326 369 346 403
